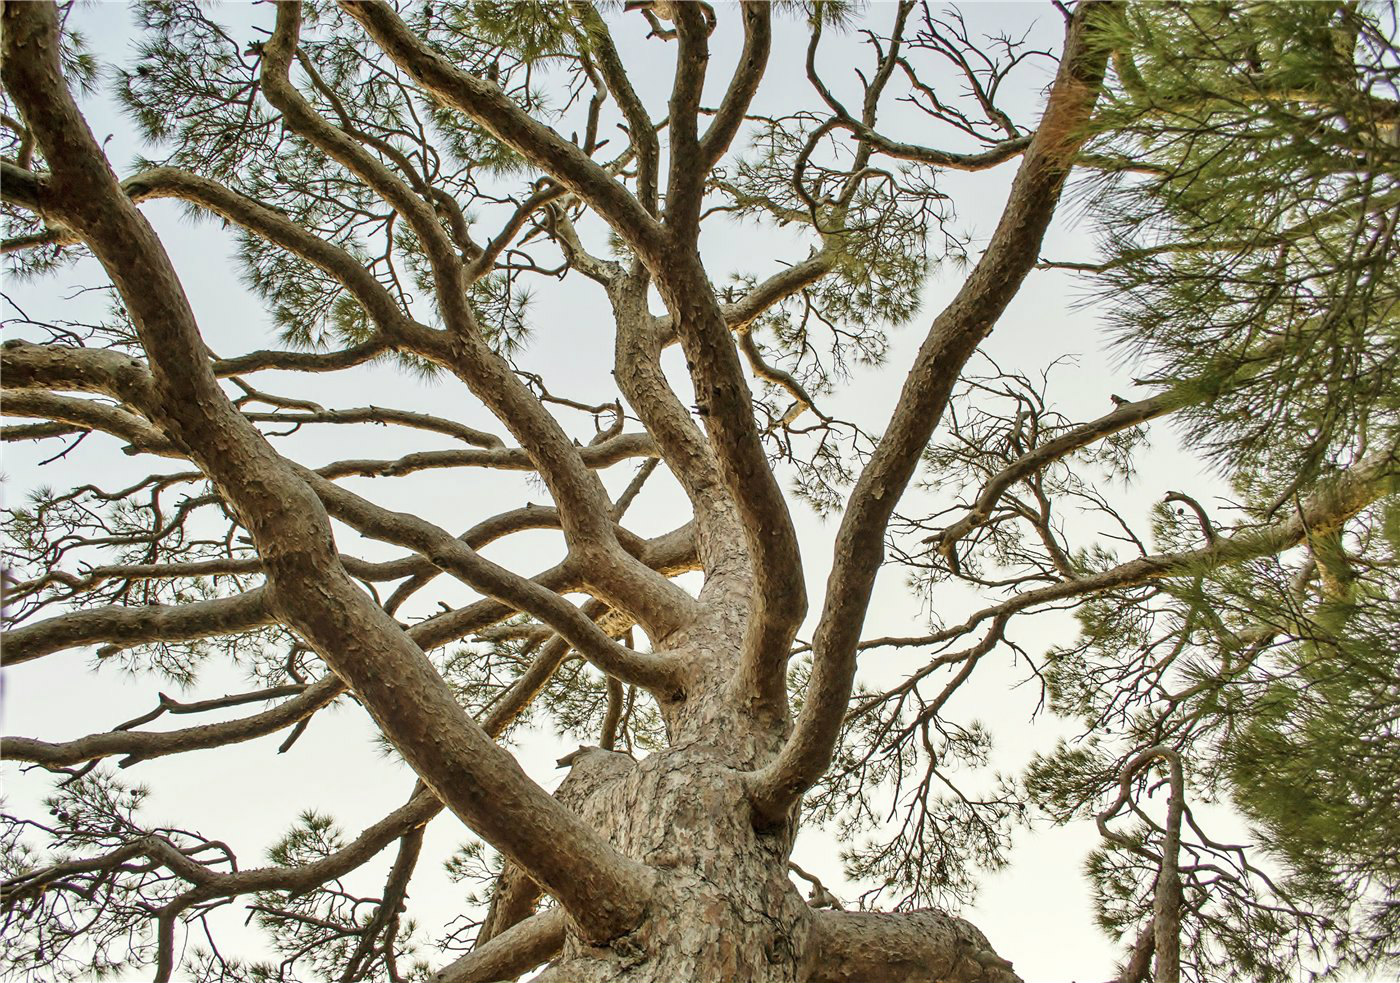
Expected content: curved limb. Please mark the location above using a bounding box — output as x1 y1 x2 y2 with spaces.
806 908 1020 983
3 2 653 940
750 1 1116 825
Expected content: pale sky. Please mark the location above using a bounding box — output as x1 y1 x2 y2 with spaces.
1 3 1243 980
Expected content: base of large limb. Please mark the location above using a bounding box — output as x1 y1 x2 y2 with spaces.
433 908 567 983
807 908 1021 983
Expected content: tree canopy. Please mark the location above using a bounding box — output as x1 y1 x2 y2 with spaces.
1 2 1397 982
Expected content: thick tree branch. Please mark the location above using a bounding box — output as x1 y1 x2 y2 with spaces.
3 519 695 675
2 1 653 940
697 2 770 173
806 908 1020 983
120 167 434 346
0 158 49 210
1 419 83 441
9 602 628 983
336 0 665 258
7 165 443 360
751 2 1116 823
1 587 276 667
2 337 156 401
573 3 659 214
472 723 630 952
609 273 746 580
663 2 716 238
263 4 693 640
0 388 173 453
715 245 840 334
4 536 669 779
299 466 684 693
2 349 673 689
658 241 809 712
334 1 798 677
211 338 391 377
3 503 562 621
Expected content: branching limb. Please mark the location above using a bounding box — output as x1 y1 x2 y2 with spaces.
118 167 436 347
0 158 48 210
2 419 83 441
661 2 713 236
238 403 503 449
310 430 655 481
2 587 275 666
1161 491 1218 546
652 233 808 721
802 1 1031 174
338 824 424 983
857 442 1399 653
696 2 769 173
298 467 683 694
4 351 678 690
3 500 566 649
1097 747 1185 983
713 245 839 335
837 125 1031 171
265 3 692 641
609 273 745 579
570 4 659 213
336 1 665 258
4 600 631 981
339 0 801 702
750 1 1116 824
1 389 174 453
3 675 344 769
6 525 690 784
3 2 653 940
472 720 632 952
925 393 1179 557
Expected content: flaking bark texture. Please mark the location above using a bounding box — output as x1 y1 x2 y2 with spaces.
538 746 812 983
809 909 1021 983
510 583 810 981
0 2 1128 979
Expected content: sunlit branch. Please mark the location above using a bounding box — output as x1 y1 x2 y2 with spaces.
751 1 1115 825
4 2 655 940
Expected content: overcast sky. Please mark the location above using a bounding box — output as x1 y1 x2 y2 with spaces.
1 3 1247 980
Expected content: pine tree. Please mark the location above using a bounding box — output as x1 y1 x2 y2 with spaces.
1027 3 1400 979
1 2 1395 982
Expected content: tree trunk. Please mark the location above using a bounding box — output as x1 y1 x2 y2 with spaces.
533 593 815 981
493 597 1020 983
535 745 813 982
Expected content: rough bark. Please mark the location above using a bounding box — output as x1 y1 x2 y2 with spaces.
533 746 814 983
0 2 1123 979
2 0 654 945
808 909 1022 983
